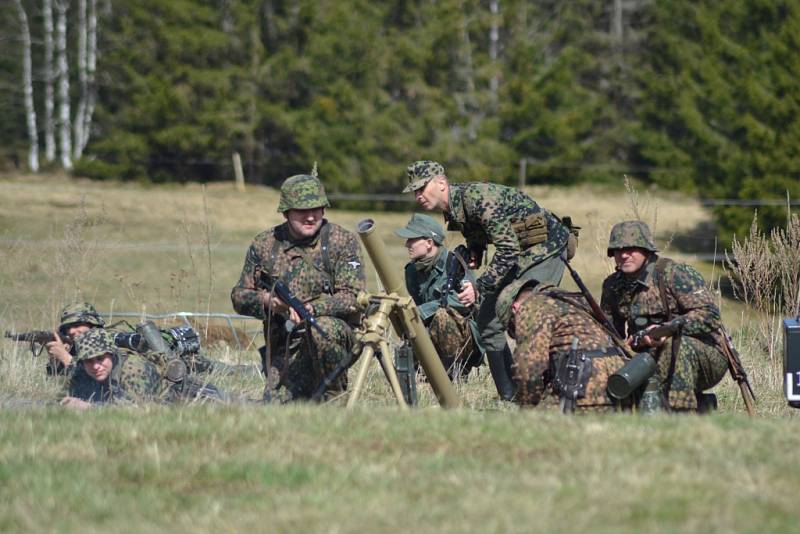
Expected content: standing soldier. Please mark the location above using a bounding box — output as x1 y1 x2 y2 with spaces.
402 160 572 400
496 278 628 412
393 213 484 380
600 220 729 412
231 173 365 401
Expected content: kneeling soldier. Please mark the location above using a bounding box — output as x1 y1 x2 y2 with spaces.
496 278 628 412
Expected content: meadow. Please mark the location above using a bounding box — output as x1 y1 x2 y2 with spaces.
0 172 797 532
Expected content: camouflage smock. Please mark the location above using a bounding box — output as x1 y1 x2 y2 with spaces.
444 182 569 293
512 288 625 410
600 256 728 409
67 351 163 404
404 246 484 371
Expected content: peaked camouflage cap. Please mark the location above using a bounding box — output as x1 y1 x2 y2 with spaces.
403 160 445 193
606 220 658 256
394 213 446 245
496 277 540 329
59 302 105 329
277 174 330 212
73 328 116 362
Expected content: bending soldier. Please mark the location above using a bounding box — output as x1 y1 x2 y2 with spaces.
496 278 628 412
62 328 229 408
231 173 365 401
394 213 484 380
600 220 728 412
402 160 571 400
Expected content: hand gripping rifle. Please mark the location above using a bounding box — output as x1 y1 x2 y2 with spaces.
258 273 330 340
440 244 470 308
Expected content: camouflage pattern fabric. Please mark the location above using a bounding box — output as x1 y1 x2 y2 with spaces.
512 288 627 411
59 302 105 329
231 219 365 399
68 351 163 404
606 220 658 256
403 246 484 375
403 160 445 193
72 328 116 362
276 174 330 212
444 182 569 294
601 256 729 410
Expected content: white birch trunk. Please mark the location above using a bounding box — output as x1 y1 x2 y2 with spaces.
611 0 624 43
56 0 73 170
43 0 56 162
73 0 87 159
81 0 97 155
15 0 39 172
489 0 500 107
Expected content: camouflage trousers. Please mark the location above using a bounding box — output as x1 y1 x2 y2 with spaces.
264 316 357 400
655 336 728 411
428 307 479 378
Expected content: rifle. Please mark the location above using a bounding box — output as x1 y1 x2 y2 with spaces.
630 317 686 351
560 258 635 359
5 330 56 345
258 273 330 340
440 244 470 308
720 329 757 417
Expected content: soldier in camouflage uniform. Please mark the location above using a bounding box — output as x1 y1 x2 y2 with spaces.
402 160 571 400
394 213 484 379
231 173 365 401
496 277 628 412
600 220 729 411
63 328 231 408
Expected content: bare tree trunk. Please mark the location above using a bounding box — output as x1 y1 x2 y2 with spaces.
15 0 39 172
73 0 87 159
488 0 500 109
82 0 97 155
456 1 479 140
56 0 73 170
611 0 624 43
43 0 56 162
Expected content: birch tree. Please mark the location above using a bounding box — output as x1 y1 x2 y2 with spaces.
73 0 87 158
14 0 39 172
55 0 72 169
43 0 56 162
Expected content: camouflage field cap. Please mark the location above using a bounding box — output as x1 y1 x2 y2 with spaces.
73 328 115 362
394 213 446 245
59 302 105 329
277 174 330 212
606 220 658 257
496 277 540 329
403 160 445 193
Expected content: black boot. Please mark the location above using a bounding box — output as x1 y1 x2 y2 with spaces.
486 346 516 401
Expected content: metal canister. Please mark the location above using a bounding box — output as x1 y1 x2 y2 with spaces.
606 352 657 400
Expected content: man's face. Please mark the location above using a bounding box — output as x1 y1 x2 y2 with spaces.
83 353 113 382
64 323 92 342
405 237 436 261
413 177 447 211
284 207 324 240
613 247 649 275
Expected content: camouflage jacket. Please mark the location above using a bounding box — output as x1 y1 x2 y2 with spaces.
67 351 163 404
404 247 483 351
600 256 724 347
444 183 569 293
231 220 365 323
514 288 624 407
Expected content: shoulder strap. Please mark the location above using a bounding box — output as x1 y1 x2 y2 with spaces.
320 221 332 275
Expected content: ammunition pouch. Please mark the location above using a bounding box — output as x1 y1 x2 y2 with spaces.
511 212 548 249
552 347 619 402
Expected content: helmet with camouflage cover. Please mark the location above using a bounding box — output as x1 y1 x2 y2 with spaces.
277 174 330 213
59 302 105 330
606 220 658 257
73 328 116 362
496 277 540 330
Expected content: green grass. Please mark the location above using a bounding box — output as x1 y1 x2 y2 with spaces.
2 172 800 531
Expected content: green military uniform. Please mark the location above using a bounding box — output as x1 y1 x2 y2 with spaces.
68 329 230 404
497 279 627 412
600 220 729 411
394 214 484 378
231 174 366 400
403 160 570 400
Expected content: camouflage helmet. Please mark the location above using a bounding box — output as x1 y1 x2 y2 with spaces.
606 220 658 256
277 174 330 213
59 302 105 330
403 160 445 193
496 277 540 330
73 328 116 362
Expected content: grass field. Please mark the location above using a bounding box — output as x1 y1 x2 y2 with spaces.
1 172 798 532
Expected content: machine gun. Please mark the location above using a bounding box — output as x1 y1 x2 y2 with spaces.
258 273 330 340
440 244 470 308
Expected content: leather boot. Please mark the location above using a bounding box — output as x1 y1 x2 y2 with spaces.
486 346 517 401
